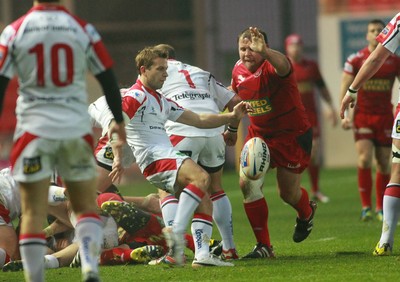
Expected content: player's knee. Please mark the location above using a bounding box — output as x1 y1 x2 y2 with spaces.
193 169 211 191
239 169 264 202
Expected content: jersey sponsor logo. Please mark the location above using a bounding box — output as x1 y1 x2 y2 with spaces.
172 91 211 101
23 156 42 174
247 98 272 116
149 125 166 131
103 147 114 160
363 79 391 92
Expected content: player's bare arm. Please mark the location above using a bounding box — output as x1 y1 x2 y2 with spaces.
249 27 290 76
176 101 252 129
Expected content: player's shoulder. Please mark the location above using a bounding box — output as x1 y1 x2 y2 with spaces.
123 88 147 104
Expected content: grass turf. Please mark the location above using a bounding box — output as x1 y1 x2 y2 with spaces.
2 167 399 281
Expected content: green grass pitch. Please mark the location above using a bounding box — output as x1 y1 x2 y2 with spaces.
2 167 400 281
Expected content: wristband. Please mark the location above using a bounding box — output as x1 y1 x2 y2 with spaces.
227 125 238 133
345 88 358 101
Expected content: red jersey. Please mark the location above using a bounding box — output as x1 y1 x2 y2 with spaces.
344 46 400 115
231 59 310 138
291 58 324 114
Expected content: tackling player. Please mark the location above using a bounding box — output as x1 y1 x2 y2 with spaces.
231 27 317 259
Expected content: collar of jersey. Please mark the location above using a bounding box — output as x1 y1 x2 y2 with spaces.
31 4 68 13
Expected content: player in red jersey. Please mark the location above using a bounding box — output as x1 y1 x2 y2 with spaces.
340 12 400 256
231 27 317 259
0 1 126 281
340 19 400 222
286 34 338 203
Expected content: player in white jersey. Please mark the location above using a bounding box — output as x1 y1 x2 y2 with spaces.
96 46 251 267
340 12 400 256
154 44 241 260
0 167 67 269
0 1 126 281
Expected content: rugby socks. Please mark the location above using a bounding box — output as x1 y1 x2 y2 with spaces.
376 172 390 211
294 188 312 219
308 164 320 194
44 254 60 269
173 184 205 235
160 194 178 227
75 214 103 276
191 213 213 260
0 248 10 268
211 191 236 250
243 198 271 246
19 233 47 282
358 167 372 208
379 184 400 246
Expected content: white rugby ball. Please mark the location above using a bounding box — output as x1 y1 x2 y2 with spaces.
240 137 270 180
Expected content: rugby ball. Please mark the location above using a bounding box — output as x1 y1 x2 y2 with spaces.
240 137 270 180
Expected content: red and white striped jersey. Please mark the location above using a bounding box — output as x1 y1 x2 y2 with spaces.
0 4 113 139
377 12 400 54
161 59 234 137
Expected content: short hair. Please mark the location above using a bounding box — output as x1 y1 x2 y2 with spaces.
37 0 60 3
238 27 268 44
135 47 168 73
154 44 176 59
368 19 386 28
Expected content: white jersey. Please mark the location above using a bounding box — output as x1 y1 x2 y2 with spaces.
377 13 400 55
161 59 234 137
0 167 20 222
0 4 113 140
122 79 185 171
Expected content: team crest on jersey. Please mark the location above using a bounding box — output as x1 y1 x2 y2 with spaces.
381 27 389 35
104 147 114 160
396 120 400 134
23 156 42 174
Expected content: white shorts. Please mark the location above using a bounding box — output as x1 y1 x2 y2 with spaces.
95 141 135 171
141 147 190 194
11 132 97 183
170 134 225 171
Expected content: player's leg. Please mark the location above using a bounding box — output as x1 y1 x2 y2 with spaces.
59 136 102 280
374 145 391 220
239 169 274 258
355 139 374 221
18 179 50 282
374 137 400 255
308 136 329 203
276 167 316 243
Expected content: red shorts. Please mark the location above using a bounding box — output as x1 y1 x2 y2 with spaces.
306 111 320 138
245 127 312 173
353 112 393 146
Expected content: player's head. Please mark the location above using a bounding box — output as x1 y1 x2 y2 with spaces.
285 34 303 60
366 19 385 48
237 27 268 73
238 28 268 45
154 44 176 59
135 46 168 90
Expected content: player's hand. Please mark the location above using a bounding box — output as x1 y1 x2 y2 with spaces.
341 117 353 130
232 101 253 120
249 27 267 54
223 130 238 146
340 90 357 119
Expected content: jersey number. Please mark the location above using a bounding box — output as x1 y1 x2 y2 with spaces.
178 69 196 89
29 43 74 87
